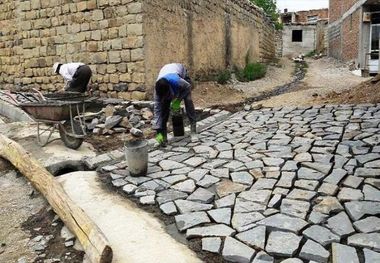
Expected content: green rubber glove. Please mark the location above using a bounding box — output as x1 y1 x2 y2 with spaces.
170 98 181 112
156 133 164 144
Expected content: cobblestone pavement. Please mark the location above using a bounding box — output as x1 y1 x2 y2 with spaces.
93 104 380 263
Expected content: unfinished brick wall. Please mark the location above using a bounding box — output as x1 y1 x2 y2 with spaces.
296 9 329 23
328 0 361 62
0 0 275 99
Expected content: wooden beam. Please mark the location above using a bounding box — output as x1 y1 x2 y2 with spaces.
0 135 112 263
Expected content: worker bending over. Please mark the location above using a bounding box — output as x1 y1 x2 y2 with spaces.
53 62 92 93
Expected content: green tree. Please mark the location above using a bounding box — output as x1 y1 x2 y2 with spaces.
250 0 282 29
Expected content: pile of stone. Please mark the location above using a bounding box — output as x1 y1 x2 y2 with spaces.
85 102 154 137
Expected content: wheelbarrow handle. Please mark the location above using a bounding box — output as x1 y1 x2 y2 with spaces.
32 88 46 101
0 91 20 106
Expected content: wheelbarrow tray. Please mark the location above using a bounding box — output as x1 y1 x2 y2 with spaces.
20 100 84 121
44 92 88 101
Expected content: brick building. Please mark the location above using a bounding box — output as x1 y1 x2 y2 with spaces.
279 9 328 57
328 0 380 74
0 0 275 99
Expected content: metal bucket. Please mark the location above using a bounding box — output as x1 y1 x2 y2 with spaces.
125 140 148 177
172 112 185 137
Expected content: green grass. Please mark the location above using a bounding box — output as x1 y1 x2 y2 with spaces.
216 70 232 84
236 63 267 82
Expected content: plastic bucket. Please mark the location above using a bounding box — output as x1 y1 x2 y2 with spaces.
125 140 148 177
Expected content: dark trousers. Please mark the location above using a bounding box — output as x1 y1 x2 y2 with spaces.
154 93 197 133
66 65 92 93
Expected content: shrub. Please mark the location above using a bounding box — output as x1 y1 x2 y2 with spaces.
216 70 232 84
236 63 267 82
305 50 316 57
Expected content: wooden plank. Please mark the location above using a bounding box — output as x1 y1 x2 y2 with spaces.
0 134 112 263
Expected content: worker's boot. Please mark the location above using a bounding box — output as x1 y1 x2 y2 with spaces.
190 122 197 134
162 130 168 147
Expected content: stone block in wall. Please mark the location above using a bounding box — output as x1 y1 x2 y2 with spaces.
111 39 122 50
88 42 98 52
120 50 131 62
109 51 121 63
118 92 132 100
110 74 119 84
31 0 41 10
120 73 132 82
25 69 33 77
131 48 144 61
77 1 88 12
127 61 144 73
20 1 31 11
81 23 90 31
92 52 108 64
131 91 146 100
124 36 143 49
119 25 127 37
91 30 102 41
132 73 145 83
117 63 128 73
114 83 128 92
107 64 117 74
92 10 104 21
68 23 81 34
128 3 142 14
127 24 143 36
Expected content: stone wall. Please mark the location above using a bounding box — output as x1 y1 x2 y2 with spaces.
0 0 275 99
282 25 316 57
275 30 283 58
295 8 329 23
143 0 276 88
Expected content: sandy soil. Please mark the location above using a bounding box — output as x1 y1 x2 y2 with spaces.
257 57 370 108
0 170 45 263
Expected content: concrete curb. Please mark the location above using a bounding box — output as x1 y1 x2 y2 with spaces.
0 99 34 122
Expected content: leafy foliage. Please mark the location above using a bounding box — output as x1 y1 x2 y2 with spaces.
236 63 267 82
250 0 282 29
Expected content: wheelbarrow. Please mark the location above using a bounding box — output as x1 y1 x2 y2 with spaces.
20 93 93 149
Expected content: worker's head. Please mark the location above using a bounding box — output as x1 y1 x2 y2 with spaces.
155 78 170 98
52 62 62 74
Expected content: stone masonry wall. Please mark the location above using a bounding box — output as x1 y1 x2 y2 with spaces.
0 0 146 100
143 0 276 89
0 0 275 99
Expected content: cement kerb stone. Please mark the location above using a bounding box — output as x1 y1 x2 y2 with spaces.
0 99 34 122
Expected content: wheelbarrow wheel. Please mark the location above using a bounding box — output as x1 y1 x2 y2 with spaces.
59 120 84 150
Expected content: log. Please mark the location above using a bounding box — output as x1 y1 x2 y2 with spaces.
0 135 112 263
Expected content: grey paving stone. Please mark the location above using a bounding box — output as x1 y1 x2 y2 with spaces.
280 199 310 219
202 159 228 169
170 167 193 175
303 225 340 246
218 150 234 159
246 160 264 169
232 212 265 232
294 152 313 162
171 179 196 193
207 208 231 225
365 178 380 189
355 153 380 164
215 193 236 208
276 172 296 188
194 145 214 154
363 248 380 263
134 189 156 198
314 197 344 215
326 212 355 238
273 187 289 196
222 237 256 263
345 201 380 221
342 175 363 188
231 172 254 186
215 142 232 151
184 157 207 167
139 195 155 205
354 216 380 233
197 175 220 188
162 174 187 185
234 198 266 213
125 176 151 185
363 184 380 201
84 154 112 169
251 178 277 190
324 168 347 185
159 201 177 215
236 226 266 250
112 178 127 187
174 200 213 214
287 189 317 201
175 211 211 231
139 180 166 191
308 210 328 224
282 161 298 171
337 188 363 201
298 167 325 180
238 190 272 205
156 189 188 205
251 251 274 263
266 231 302 257
216 180 248 198
300 239 330 263
210 168 230 178
168 153 194 163
202 237 221 253
122 184 137 194
263 157 285 166
159 160 186 170
268 194 282 208
294 180 319 190
279 259 303 263
224 160 245 171
188 169 209 182
355 168 380 178
318 183 338 196
257 213 308 234
186 224 236 238
187 187 215 203
347 233 380 251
